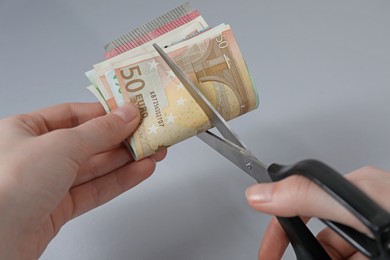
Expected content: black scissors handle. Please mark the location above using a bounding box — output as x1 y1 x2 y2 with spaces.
152 43 390 259
275 216 331 259
268 159 390 260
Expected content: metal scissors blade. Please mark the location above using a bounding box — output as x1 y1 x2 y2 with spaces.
198 131 271 182
153 43 390 259
153 43 246 149
153 43 270 182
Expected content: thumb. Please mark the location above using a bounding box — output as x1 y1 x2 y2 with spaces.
62 104 140 160
245 176 360 228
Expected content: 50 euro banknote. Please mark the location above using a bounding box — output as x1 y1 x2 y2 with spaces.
86 8 258 160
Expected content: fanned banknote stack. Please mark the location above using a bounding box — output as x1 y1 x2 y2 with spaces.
86 3 259 160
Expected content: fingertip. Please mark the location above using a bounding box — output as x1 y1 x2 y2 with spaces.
139 157 157 177
245 184 273 203
151 148 168 162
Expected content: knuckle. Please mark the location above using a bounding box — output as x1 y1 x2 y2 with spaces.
13 113 48 135
274 175 317 214
345 166 381 189
66 103 82 127
358 165 378 174
87 160 100 180
348 166 378 178
282 175 314 198
360 165 377 171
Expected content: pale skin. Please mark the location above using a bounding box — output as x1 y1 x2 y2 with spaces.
0 102 167 259
246 166 390 259
1 102 388 260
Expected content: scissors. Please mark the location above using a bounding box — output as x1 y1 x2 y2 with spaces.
153 43 390 260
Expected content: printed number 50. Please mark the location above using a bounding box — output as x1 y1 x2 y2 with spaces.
216 35 229 49
120 65 146 92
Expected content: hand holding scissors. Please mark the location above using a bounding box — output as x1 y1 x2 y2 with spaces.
154 43 390 260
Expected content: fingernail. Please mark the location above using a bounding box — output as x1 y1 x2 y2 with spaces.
245 184 273 203
113 105 138 123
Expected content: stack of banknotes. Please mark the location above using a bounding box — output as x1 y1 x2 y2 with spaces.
86 3 259 160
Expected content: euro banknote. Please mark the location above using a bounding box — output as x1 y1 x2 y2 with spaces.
86 3 258 160
104 2 205 59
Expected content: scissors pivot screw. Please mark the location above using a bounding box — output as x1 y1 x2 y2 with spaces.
245 162 253 170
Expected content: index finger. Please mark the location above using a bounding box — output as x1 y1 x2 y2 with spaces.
33 102 106 131
259 217 290 260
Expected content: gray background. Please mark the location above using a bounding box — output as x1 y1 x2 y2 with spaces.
1 0 389 259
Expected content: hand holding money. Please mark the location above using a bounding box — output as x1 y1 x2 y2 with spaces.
86 3 259 160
